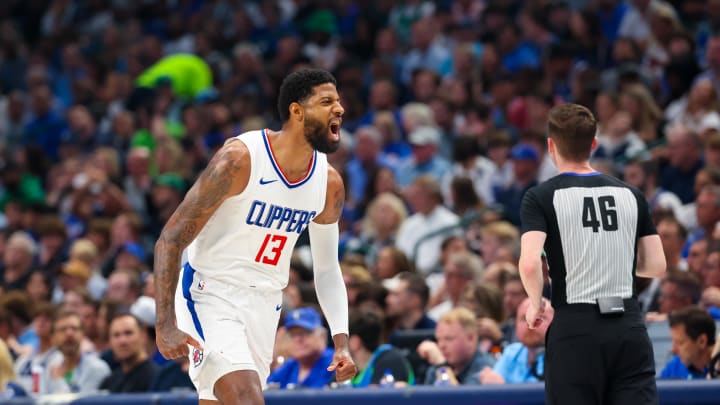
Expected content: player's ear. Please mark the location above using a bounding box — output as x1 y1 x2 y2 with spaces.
290 102 304 122
590 136 598 151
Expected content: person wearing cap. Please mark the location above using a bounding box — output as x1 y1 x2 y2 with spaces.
494 143 540 226
115 242 147 274
395 125 452 189
52 260 91 305
267 307 335 389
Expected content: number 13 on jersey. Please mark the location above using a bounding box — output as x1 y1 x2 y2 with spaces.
255 233 288 265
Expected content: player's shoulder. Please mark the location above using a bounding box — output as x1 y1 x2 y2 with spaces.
210 136 252 172
325 164 343 190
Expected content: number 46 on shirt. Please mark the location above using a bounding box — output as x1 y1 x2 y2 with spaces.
255 234 287 265
582 196 618 232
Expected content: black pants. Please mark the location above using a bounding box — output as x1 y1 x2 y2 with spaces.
545 299 658 405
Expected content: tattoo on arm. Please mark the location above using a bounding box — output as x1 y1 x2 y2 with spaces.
154 147 245 329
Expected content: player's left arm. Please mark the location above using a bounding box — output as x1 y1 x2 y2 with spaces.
310 165 356 381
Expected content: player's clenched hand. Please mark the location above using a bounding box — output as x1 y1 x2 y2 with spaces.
156 326 203 359
327 348 357 382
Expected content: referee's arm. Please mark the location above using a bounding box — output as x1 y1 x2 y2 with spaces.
519 231 547 310
636 235 666 278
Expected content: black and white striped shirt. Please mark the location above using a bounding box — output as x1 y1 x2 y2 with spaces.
520 172 657 307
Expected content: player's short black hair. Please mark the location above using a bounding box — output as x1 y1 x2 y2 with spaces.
277 69 337 122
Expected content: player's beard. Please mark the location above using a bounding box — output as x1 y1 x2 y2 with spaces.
304 116 339 154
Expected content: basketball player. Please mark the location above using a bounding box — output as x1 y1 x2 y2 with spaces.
154 69 356 405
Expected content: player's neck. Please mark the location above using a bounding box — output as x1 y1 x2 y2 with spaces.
268 128 315 179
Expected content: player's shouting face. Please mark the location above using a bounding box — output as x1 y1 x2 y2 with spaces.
302 83 344 154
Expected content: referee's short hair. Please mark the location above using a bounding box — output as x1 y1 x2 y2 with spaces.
668 306 716 346
547 103 597 162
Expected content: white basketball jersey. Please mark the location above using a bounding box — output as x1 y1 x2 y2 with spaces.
185 129 328 290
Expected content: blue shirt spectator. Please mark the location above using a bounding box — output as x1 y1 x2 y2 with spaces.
660 355 708 380
268 307 336 389
486 343 544 383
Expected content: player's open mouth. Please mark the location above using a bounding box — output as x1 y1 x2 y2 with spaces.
329 121 341 140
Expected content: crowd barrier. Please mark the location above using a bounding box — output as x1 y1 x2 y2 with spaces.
7 380 720 405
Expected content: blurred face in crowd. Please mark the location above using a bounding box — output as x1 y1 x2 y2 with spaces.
435 319 477 369
287 326 326 364
503 279 527 318
695 189 720 230
62 289 85 313
26 272 50 302
3 237 33 271
385 280 416 317
444 260 473 302
703 252 720 287
369 81 395 110
375 247 400 280
109 315 146 364
369 199 402 236
78 302 98 340
53 314 83 357
670 324 709 368
687 239 708 274
656 220 685 263
623 162 645 189
658 281 691 314
106 272 134 305
34 313 53 341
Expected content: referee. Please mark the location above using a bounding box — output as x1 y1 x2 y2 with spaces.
519 103 666 405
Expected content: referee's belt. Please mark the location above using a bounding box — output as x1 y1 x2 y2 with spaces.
557 298 639 314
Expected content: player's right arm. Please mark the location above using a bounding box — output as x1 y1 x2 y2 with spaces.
154 139 250 359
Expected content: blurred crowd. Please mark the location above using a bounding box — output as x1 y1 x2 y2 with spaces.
1 0 720 398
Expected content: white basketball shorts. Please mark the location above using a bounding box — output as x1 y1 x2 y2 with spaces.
175 262 283 400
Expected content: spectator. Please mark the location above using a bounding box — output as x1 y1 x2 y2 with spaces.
13 302 58 392
372 246 414 281
428 252 484 321
0 291 38 356
396 126 452 189
0 339 27 399
1 231 38 292
41 310 110 394
52 260 91 305
267 307 335 389
495 143 540 226
647 272 704 322
660 306 716 379
499 272 528 344
348 308 414 387
656 216 689 271
688 238 709 275
99 313 157 393
417 308 495 385
105 269 142 308
395 175 460 275
660 124 705 204
477 297 555 384
344 192 407 266
622 158 683 220
384 272 436 334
